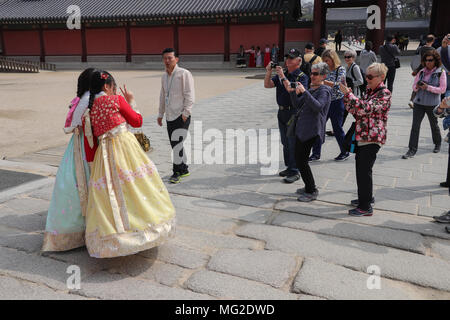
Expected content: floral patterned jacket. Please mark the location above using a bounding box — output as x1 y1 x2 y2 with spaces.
343 82 391 144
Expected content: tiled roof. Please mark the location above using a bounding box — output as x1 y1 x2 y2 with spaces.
0 0 287 22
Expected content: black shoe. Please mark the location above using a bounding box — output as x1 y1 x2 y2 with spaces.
446 226 450 234
440 181 450 188
334 152 350 162
348 207 373 217
180 170 190 178
297 189 319 202
278 169 291 177
296 187 306 195
402 149 416 159
350 197 375 207
169 172 181 184
326 130 334 136
433 144 441 153
308 155 320 162
284 173 300 184
433 212 450 224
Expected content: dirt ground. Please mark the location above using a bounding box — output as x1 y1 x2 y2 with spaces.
0 69 261 159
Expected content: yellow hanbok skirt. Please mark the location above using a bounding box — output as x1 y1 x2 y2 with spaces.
85 124 175 258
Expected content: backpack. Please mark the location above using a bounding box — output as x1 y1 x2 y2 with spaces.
300 54 318 78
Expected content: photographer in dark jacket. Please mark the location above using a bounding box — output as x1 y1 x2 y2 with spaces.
284 62 332 202
265 49 309 184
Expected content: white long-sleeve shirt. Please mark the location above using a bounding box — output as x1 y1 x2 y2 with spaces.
159 65 195 121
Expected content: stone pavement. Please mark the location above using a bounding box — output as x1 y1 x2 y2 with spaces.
1 56 450 300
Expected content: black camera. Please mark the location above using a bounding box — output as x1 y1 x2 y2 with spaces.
418 80 425 86
290 82 297 89
271 62 279 69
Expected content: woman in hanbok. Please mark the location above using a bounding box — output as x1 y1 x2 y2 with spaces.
83 70 175 258
42 68 95 252
255 46 263 67
264 45 271 67
246 46 256 68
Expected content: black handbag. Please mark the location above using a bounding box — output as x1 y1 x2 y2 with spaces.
343 122 357 153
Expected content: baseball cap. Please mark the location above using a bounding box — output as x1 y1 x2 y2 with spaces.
285 48 301 59
305 42 314 50
319 38 328 44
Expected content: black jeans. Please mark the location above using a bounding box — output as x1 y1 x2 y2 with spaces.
295 135 319 193
167 115 191 174
355 144 380 211
278 109 299 173
384 66 396 93
408 103 442 152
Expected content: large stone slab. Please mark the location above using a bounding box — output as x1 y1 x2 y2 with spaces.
0 276 88 300
293 258 450 300
176 209 238 234
79 271 212 300
185 270 298 300
207 249 298 288
271 210 427 254
139 243 210 269
236 223 450 292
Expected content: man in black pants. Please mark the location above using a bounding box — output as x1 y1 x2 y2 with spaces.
379 35 400 93
158 48 195 184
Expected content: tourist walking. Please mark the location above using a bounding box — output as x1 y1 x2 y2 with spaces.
379 35 400 93
402 50 446 159
158 48 195 184
359 41 377 93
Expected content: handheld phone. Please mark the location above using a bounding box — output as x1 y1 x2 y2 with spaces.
290 82 297 89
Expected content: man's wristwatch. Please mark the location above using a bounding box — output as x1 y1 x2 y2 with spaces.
280 78 287 82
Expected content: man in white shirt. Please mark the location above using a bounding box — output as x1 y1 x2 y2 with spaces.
158 48 195 184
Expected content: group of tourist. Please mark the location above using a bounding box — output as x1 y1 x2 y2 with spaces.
265 36 449 227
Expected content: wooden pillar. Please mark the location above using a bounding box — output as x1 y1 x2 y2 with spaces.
430 0 450 36
81 24 87 62
313 0 324 49
0 26 6 56
39 25 45 62
224 18 230 62
278 15 285 61
126 22 131 62
173 21 179 54
374 0 387 54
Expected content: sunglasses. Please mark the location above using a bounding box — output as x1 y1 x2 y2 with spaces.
311 72 320 76
365 74 378 80
425 59 435 62
344 56 352 59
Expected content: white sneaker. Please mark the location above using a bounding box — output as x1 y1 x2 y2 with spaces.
408 101 414 109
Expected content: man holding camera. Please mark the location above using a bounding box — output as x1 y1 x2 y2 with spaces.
264 48 309 183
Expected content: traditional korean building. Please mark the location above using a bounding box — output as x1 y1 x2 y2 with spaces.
0 0 312 63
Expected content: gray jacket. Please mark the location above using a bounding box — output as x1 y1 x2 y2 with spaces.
289 85 332 143
379 43 400 68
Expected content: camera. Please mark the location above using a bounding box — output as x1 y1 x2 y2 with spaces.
271 62 279 69
290 82 297 89
418 80 425 86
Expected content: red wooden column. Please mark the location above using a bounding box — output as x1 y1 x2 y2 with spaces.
278 15 285 61
81 24 87 62
224 18 230 62
374 0 387 54
313 0 325 49
173 21 179 53
126 22 131 62
0 26 6 56
39 25 46 62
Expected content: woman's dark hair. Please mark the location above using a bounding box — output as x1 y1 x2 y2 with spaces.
87 70 116 110
76 68 95 98
421 49 442 68
365 41 373 51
